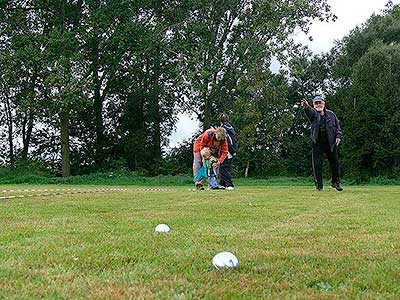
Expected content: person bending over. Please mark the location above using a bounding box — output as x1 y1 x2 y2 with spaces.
193 127 228 190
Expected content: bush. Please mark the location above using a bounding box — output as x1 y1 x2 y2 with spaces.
14 159 53 176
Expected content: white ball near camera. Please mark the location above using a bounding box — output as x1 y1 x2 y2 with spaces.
211 252 239 269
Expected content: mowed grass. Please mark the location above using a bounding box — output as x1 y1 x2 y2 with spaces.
1 185 400 299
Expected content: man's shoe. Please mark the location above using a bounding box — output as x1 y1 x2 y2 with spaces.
316 187 323 192
196 184 204 190
331 182 343 191
226 186 235 190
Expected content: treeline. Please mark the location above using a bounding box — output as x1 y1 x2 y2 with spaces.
0 1 399 180
168 2 400 181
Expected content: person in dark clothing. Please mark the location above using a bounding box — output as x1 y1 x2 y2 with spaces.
302 96 343 192
219 113 238 190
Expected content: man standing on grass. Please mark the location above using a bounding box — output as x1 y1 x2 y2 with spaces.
302 96 343 192
219 113 238 190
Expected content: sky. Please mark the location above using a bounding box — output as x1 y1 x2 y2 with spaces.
168 0 399 149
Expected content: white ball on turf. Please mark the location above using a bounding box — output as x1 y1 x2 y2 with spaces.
154 224 170 233
211 252 239 269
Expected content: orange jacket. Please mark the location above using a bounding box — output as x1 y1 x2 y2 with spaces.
193 129 228 163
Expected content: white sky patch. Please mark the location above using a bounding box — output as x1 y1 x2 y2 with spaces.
169 0 400 147
295 0 399 54
168 112 199 149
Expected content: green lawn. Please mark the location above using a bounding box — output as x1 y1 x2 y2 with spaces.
1 185 400 299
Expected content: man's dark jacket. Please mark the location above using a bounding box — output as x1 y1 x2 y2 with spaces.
222 121 238 155
304 107 342 152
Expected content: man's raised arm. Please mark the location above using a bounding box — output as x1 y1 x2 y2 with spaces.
301 99 316 121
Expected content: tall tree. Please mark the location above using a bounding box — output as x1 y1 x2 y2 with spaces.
112 1 186 173
78 0 145 165
345 42 400 176
177 0 335 130
329 3 400 177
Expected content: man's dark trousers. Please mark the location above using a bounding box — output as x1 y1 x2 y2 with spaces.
312 143 340 189
220 157 234 187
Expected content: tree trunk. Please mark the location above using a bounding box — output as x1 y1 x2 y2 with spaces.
92 39 105 163
21 70 37 160
58 0 83 175
21 111 34 160
203 94 212 130
3 95 14 165
91 0 105 164
150 62 162 162
151 0 163 164
245 160 250 178
59 0 70 177
150 90 162 162
60 108 71 177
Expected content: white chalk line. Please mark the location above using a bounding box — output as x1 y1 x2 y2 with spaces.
0 187 175 200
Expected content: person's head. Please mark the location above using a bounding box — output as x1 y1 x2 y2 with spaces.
201 147 211 159
215 127 227 140
220 113 229 124
313 95 326 112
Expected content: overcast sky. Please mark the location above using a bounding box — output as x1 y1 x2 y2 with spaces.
168 0 399 148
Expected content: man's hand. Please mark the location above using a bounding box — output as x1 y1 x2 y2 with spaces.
301 99 309 109
336 138 341 146
212 162 219 168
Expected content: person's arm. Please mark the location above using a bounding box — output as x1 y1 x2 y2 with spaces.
335 115 342 145
193 134 203 153
301 99 317 122
218 139 229 164
231 130 239 156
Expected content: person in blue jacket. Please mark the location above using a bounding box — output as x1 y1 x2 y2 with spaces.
219 113 238 190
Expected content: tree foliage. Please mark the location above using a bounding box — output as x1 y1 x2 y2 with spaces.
1 1 398 180
328 3 400 178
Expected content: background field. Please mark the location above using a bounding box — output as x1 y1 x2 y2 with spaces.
1 185 400 299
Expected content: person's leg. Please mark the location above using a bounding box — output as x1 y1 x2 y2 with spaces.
226 158 234 187
220 158 234 187
312 143 324 190
193 152 203 188
219 158 228 187
326 145 343 190
325 145 340 183
209 167 218 189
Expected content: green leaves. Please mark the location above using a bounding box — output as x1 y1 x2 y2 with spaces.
331 5 400 177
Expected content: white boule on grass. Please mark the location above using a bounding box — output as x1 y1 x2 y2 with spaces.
154 224 171 233
211 252 239 269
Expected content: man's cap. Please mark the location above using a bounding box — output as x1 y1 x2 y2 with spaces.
313 95 325 103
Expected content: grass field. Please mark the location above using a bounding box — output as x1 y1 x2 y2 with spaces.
1 185 400 299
